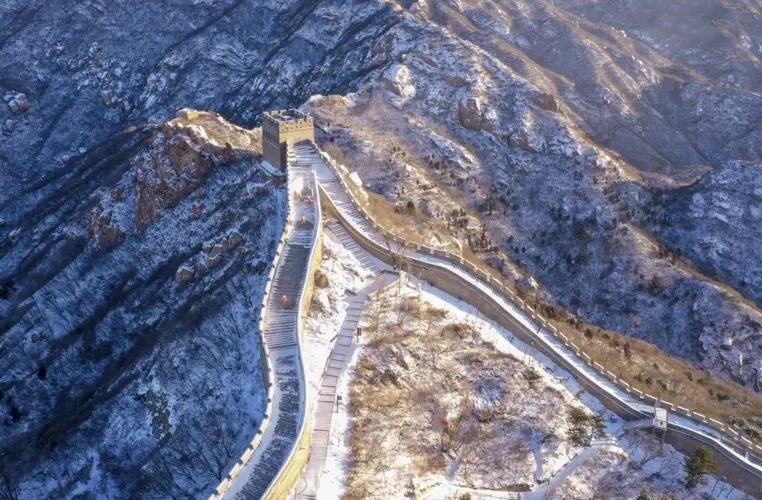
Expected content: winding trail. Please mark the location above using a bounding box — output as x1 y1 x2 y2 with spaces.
293 253 393 498
219 138 762 498
308 142 762 495
220 153 319 499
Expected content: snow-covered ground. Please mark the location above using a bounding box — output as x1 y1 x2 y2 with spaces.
302 229 375 392
313 153 762 481
293 226 384 498
315 276 750 499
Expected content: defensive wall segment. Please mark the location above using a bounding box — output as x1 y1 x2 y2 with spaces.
214 107 762 497
213 144 322 500
313 142 762 497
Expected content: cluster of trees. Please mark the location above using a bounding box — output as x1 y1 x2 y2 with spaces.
684 445 719 489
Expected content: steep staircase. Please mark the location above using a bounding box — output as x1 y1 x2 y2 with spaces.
221 152 318 500
326 219 383 275
623 418 657 431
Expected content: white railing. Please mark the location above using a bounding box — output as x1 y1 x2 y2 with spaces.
317 148 762 479
212 171 292 498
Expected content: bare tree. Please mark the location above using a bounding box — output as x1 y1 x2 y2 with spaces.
0 453 22 500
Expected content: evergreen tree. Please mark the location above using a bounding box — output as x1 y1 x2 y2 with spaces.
684 445 719 488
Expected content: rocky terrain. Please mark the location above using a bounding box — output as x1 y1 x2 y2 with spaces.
303 0 762 390
0 112 283 497
2 0 762 496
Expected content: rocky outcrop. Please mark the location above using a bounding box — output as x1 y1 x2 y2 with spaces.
4 92 29 113
133 116 254 231
175 229 247 283
533 92 559 113
457 97 497 132
87 203 125 250
458 97 484 131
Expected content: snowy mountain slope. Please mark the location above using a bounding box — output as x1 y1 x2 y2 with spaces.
0 112 284 498
3 0 761 387
1 0 762 496
302 0 762 389
0 0 399 228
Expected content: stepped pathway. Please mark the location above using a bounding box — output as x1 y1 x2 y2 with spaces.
293 271 395 499
301 144 386 250
289 145 393 499
310 143 762 485
623 418 657 431
326 219 383 275
222 159 317 499
293 291 366 500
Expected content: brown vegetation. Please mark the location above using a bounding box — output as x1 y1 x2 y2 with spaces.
346 285 593 498
324 146 762 442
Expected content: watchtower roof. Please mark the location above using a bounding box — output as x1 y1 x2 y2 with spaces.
264 109 311 123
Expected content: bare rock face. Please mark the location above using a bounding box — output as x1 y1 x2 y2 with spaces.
132 121 248 231
457 97 486 131
442 75 469 88
87 203 125 250
174 264 195 284
4 92 28 113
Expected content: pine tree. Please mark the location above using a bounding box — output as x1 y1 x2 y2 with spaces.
684 445 719 488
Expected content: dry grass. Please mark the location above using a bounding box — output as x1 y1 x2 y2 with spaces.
346 287 587 498
334 158 762 442
173 111 262 152
320 138 762 443
546 312 762 438
322 140 468 253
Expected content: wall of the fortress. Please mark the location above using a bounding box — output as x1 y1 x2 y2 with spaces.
262 113 314 170
318 184 762 498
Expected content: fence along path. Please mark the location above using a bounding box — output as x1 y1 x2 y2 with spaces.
311 144 762 495
219 158 318 499
293 218 393 499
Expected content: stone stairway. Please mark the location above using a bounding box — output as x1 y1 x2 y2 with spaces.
326 219 383 275
623 418 658 431
223 153 318 500
265 244 309 349
294 283 388 499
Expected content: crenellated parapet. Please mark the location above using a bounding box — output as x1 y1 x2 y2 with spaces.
262 109 315 170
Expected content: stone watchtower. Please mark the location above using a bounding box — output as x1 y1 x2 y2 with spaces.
262 109 315 170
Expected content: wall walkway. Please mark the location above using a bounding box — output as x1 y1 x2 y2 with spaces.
312 144 762 496
214 148 321 500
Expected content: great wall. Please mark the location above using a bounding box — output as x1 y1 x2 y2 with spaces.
207 110 762 498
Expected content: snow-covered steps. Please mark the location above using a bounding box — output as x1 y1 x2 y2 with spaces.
623 418 655 431
220 151 320 500
264 243 310 350
295 273 396 498
326 219 383 275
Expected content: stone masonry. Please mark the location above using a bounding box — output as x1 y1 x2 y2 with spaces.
262 109 315 170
